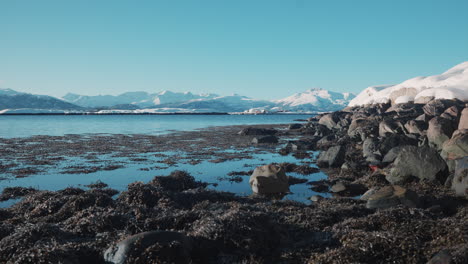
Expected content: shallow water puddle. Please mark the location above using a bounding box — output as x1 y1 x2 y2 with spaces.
0 150 330 206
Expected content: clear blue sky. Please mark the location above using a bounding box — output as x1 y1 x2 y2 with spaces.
1 0 467 100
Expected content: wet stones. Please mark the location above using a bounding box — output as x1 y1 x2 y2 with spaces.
387 146 448 184
330 181 367 197
249 164 289 194
316 145 346 168
104 231 192 264
364 185 419 209
251 135 279 144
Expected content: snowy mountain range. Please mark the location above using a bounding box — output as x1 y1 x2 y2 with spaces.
349 61 468 106
0 88 354 113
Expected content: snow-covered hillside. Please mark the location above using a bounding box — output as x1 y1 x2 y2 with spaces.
276 88 355 112
62 91 218 108
1 87 355 113
0 89 82 110
349 61 468 106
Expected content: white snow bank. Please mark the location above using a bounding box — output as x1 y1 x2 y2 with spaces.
349 61 468 106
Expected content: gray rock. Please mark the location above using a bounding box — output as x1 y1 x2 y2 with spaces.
309 195 324 202
404 120 428 135
379 134 419 155
423 100 451 116
362 137 380 158
317 145 346 168
249 164 289 194
330 181 367 197
318 112 340 130
252 135 279 144
416 114 431 122
441 130 468 171
379 119 402 137
443 105 460 120
382 146 406 164
427 117 455 150
458 107 468 130
452 157 468 198
104 231 192 264
387 146 448 184
366 185 419 209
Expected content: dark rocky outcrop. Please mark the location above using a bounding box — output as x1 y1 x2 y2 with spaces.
251 135 279 144
387 146 448 184
317 145 346 168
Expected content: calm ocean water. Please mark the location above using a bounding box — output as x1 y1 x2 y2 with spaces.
0 114 309 138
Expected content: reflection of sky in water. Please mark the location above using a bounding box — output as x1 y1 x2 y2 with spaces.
0 150 331 208
0 114 309 138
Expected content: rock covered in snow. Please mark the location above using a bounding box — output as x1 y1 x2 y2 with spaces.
349 62 468 106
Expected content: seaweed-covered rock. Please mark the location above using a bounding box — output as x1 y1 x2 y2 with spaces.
238 127 277 136
150 171 206 192
251 135 278 144
104 231 192 264
365 185 419 209
0 187 38 201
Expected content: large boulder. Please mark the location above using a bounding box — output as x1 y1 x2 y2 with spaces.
104 231 192 264
249 164 289 194
441 105 461 121
427 117 455 150
423 99 451 116
452 157 468 197
378 134 419 156
459 107 468 130
387 146 448 184
441 130 468 171
318 112 341 130
365 185 419 209
316 145 346 168
362 137 382 164
347 118 378 140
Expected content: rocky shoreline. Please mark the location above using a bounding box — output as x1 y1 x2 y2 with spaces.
0 99 467 263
